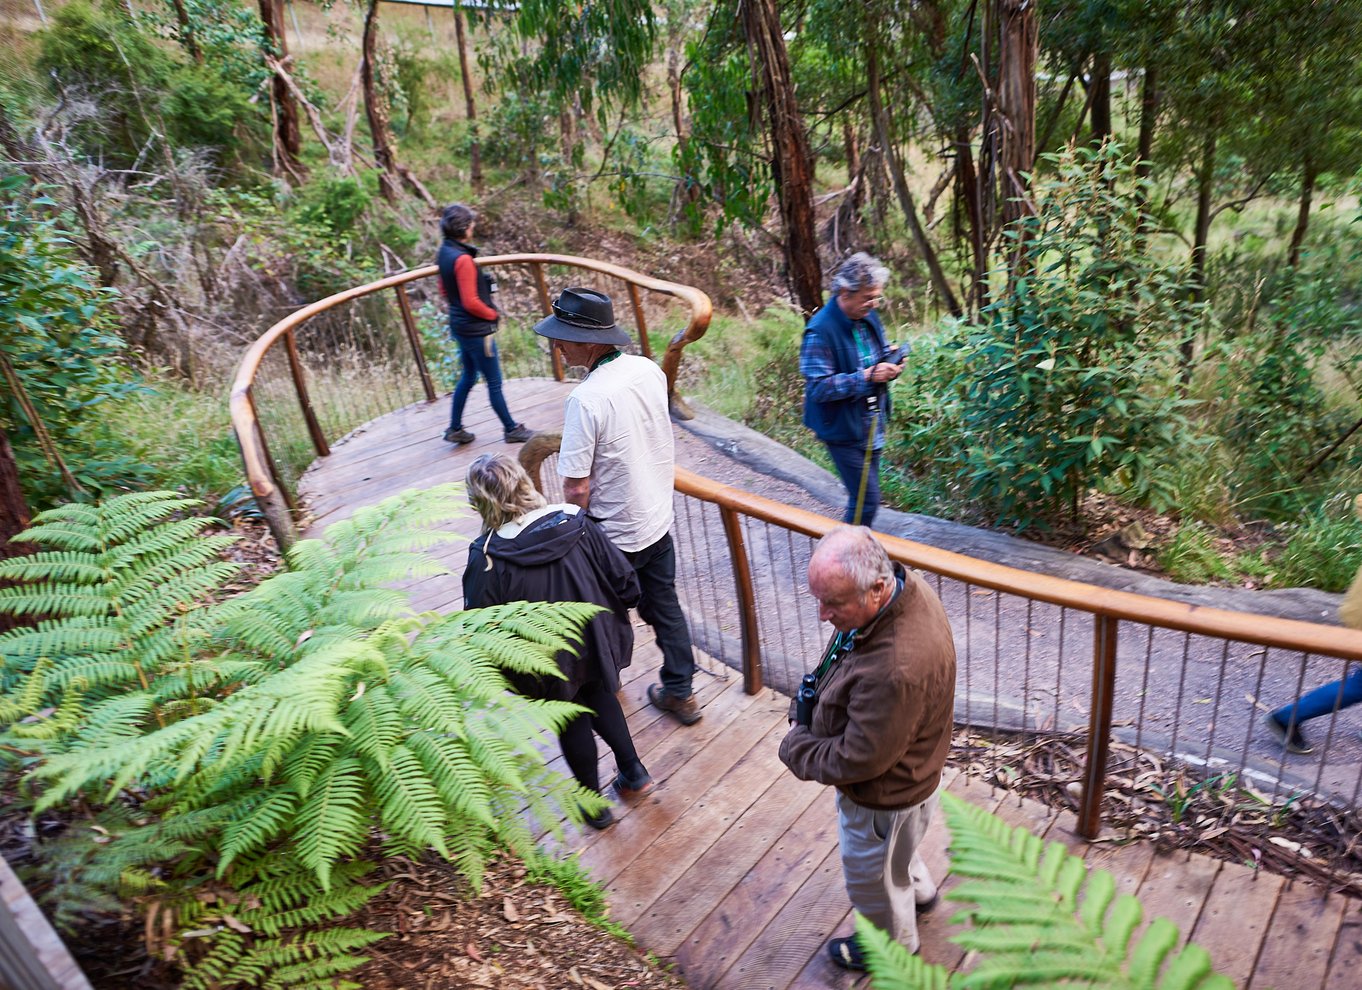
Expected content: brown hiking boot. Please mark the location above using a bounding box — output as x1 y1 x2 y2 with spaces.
647 683 701 725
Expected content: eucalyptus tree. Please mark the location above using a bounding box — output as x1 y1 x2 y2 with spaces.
678 0 822 313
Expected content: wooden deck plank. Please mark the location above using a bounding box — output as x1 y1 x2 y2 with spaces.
631 771 825 958
1251 881 1346 990
708 841 849 989
667 790 840 985
608 720 791 926
1134 849 1222 947
1191 860 1284 986
1325 898 1362 989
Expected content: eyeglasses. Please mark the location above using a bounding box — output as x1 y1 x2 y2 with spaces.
552 298 613 328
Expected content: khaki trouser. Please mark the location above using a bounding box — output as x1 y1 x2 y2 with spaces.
835 789 938 953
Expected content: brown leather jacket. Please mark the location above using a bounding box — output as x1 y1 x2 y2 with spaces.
778 565 956 810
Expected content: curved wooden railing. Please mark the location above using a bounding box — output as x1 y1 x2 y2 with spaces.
234 264 1362 855
230 255 712 548
666 467 1362 839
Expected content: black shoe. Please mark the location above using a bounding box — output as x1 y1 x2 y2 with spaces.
1264 712 1313 754
581 805 614 830
612 769 656 802
503 424 533 443
827 936 866 971
443 427 474 445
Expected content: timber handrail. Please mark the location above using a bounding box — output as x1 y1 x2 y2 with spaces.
230 255 712 549
672 466 1362 839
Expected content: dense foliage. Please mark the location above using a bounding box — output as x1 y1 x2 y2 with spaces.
0 487 607 986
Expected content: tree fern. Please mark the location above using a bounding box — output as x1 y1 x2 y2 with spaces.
1 485 615 987
857 792 1237 989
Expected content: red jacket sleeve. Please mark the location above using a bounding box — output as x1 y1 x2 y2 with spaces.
454 254 498 321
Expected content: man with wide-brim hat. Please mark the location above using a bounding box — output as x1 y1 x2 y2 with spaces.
535 287 702 729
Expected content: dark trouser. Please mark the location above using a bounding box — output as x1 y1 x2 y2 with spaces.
1272 665 1362 727
825 441 881 529
558 678 644 794
450 333 516 432
623 532 696 700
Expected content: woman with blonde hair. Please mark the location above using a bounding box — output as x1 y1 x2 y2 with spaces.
463 453 653 829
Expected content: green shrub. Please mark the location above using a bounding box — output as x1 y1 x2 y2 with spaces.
36 0 264 168
1268 498 1362 591
900 144 1205 529
1156 522 1234 585
0 175 151 509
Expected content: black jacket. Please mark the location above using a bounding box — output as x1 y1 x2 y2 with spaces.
463 506 641 699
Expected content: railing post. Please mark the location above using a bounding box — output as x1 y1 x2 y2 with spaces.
240 393 299 553
530 262 564 382
718 505 762 694
1079 613 1118 839
284 330 330 458
628 282 652 359
393 284 437 402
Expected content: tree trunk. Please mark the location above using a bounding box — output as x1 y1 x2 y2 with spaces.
361 0 400 203
560 107 579 224
1089 51 1111 142
1184 128 1217 370
0 429 32 560
997 0 1037 226
0 429 34 632
1288 156 1317 269
955 123 988 314
168 0 202 63
361 0 436 208
1135 65 1158 178
453 6 482 193
259 0 304 179
867 38 962 318
739 0 822 317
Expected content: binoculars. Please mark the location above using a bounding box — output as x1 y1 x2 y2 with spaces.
795 673 817 727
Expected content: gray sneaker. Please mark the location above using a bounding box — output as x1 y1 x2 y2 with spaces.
648 683 702 725
503 424 533 443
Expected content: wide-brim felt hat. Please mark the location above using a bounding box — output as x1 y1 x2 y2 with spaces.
533 286 632 346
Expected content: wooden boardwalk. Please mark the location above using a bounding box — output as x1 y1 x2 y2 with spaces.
299 381 1362 989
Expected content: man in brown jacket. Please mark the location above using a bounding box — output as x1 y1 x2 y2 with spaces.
778 526 956 971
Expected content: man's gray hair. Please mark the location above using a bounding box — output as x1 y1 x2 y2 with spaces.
830 252 889 295
818 525 894 591
465 453 546 532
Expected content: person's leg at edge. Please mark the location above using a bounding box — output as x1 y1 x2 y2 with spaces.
476 335 519 432
860 449 882 529
449 335 480 431
1272 664 1362 728
625 533 696 700
576 679 646 783
836 791 935 954
557 710 600 794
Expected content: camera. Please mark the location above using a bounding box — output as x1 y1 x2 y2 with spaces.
883 342 907 365
795 673 817 727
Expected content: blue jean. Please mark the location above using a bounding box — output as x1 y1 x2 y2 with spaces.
1272 664 1362 727
825 441 881 528
622 532 696 699
450 333 516 432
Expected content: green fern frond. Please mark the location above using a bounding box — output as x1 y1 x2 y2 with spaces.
218 791 302 873
341 684 404 766
856 913 951 990
293 757 369 890
370 744 453 859
404 731 497 829
860 792 1239 990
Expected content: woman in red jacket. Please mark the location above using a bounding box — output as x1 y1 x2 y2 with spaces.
436 204 532 445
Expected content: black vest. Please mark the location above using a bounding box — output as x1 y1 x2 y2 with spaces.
436 239 498 337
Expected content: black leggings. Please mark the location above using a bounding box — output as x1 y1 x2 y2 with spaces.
558 678 644 794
